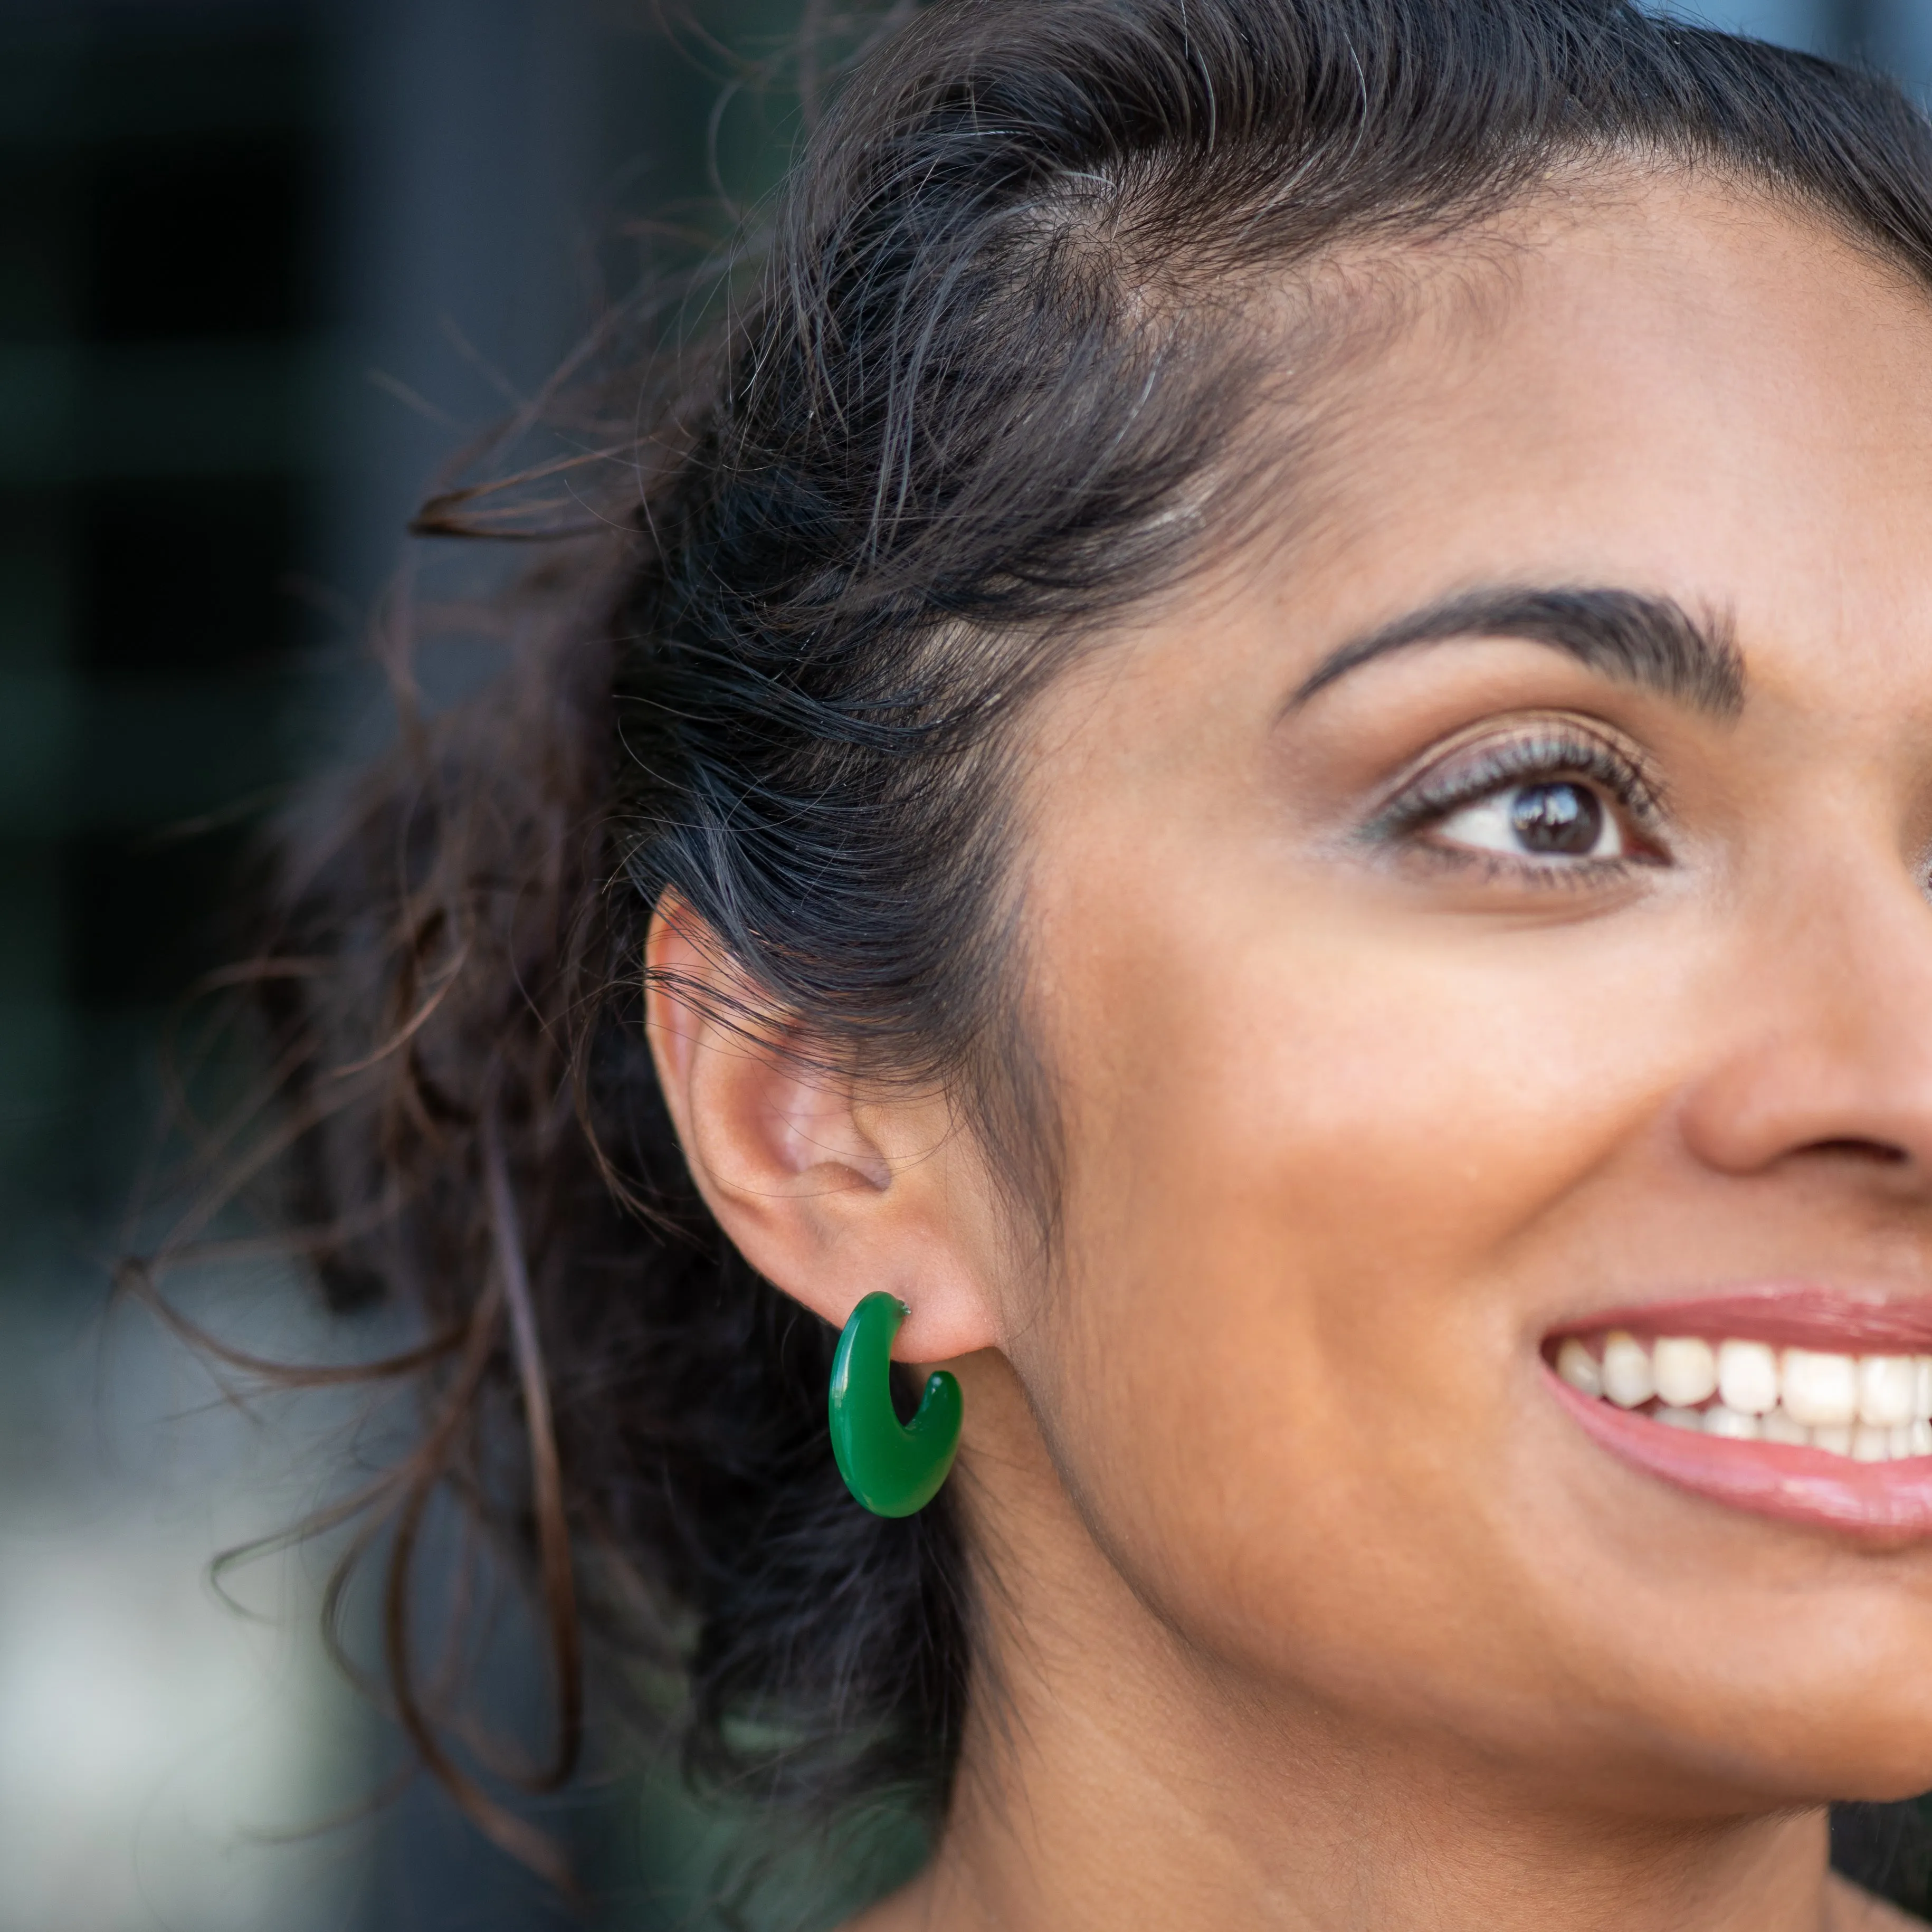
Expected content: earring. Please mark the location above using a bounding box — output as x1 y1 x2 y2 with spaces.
828 1291 963 1517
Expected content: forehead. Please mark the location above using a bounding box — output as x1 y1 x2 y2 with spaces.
1271 176 1932 701
1016 177 1932 815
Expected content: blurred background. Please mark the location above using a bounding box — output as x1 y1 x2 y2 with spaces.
0 1 1925 1928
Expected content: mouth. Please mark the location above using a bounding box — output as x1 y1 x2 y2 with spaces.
1545 1287 1932 1538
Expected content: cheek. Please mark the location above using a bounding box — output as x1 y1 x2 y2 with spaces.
1018 880 1710 1724
1009 833 1932 1798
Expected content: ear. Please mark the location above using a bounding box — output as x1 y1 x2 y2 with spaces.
644 898 1005 1365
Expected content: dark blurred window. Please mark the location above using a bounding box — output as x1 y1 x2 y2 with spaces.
73 475 306 674
63 828 246 1010
0 8 324 1224
87 130 318 341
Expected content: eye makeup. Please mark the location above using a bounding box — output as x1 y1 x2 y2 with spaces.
1359 712 1669 879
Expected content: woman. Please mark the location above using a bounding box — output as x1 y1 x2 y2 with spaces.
200 0 1932 1924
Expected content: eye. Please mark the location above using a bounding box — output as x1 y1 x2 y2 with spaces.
1432 777 1628 861
1363 717 1666 878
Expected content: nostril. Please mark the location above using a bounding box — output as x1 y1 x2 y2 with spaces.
1801 1137 1910 1166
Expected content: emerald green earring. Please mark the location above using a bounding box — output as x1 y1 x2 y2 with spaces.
828 1292 963 1517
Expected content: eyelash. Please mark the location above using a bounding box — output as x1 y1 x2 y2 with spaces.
1365 724 1666 880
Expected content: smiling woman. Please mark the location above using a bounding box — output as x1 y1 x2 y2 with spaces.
153 1 1932 1927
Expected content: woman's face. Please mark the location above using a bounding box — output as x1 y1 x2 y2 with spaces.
1001 174 1932 1809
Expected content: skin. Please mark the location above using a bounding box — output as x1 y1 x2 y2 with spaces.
647 174 1932 1932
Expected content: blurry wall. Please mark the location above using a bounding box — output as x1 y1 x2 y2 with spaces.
0 0 1924 1929
0 8 350 1929
0 1 744 1927
1691 0 1932 72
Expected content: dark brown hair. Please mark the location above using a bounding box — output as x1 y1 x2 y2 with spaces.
132 0 1932 1902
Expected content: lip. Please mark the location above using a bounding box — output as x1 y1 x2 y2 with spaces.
1543 1283 1932 1540
1548 1375 1932 1538
1549 1282 1932 1354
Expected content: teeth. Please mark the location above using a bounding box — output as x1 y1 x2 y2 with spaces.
1556 1330 1932 1462
1654 1336 1717 1407
1858 1356 1916 1427
1556 1338 1602 1398
1781 1350 1858 1429
1601 1331 1655 1409
1703 1403 1759 1440
1716 1339 1778 1415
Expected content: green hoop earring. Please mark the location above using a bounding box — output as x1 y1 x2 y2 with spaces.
828 1291 963 1517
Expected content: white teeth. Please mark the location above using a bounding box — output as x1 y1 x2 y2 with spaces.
1858 1355 1917 1428
1556 1338 1602 1398
1703 1403 1759 1440
1781 1350 1859 1429
1601 1331 1654 1409
1559 1329 1932 1461
1716 1338 1778 1416
1653 1336 1718 1407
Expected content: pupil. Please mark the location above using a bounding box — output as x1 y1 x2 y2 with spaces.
1509 782 1601 854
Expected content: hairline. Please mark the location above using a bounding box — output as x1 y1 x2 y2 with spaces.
931 139 1932 1267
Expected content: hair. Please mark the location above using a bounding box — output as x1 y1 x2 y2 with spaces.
132 0 1932 1907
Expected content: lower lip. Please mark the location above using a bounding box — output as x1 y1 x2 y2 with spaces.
1548 1373 1932 1540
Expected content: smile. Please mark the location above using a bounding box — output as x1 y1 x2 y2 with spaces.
1545 1288 1932 1536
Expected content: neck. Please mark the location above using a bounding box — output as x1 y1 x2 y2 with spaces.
855 1359 1844 1932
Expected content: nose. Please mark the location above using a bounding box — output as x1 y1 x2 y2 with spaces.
1677 857 1932 1187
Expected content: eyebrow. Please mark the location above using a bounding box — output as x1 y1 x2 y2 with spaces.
1287 585 1745 717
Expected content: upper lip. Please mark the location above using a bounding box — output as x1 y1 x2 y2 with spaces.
1545 1281 1932 1353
